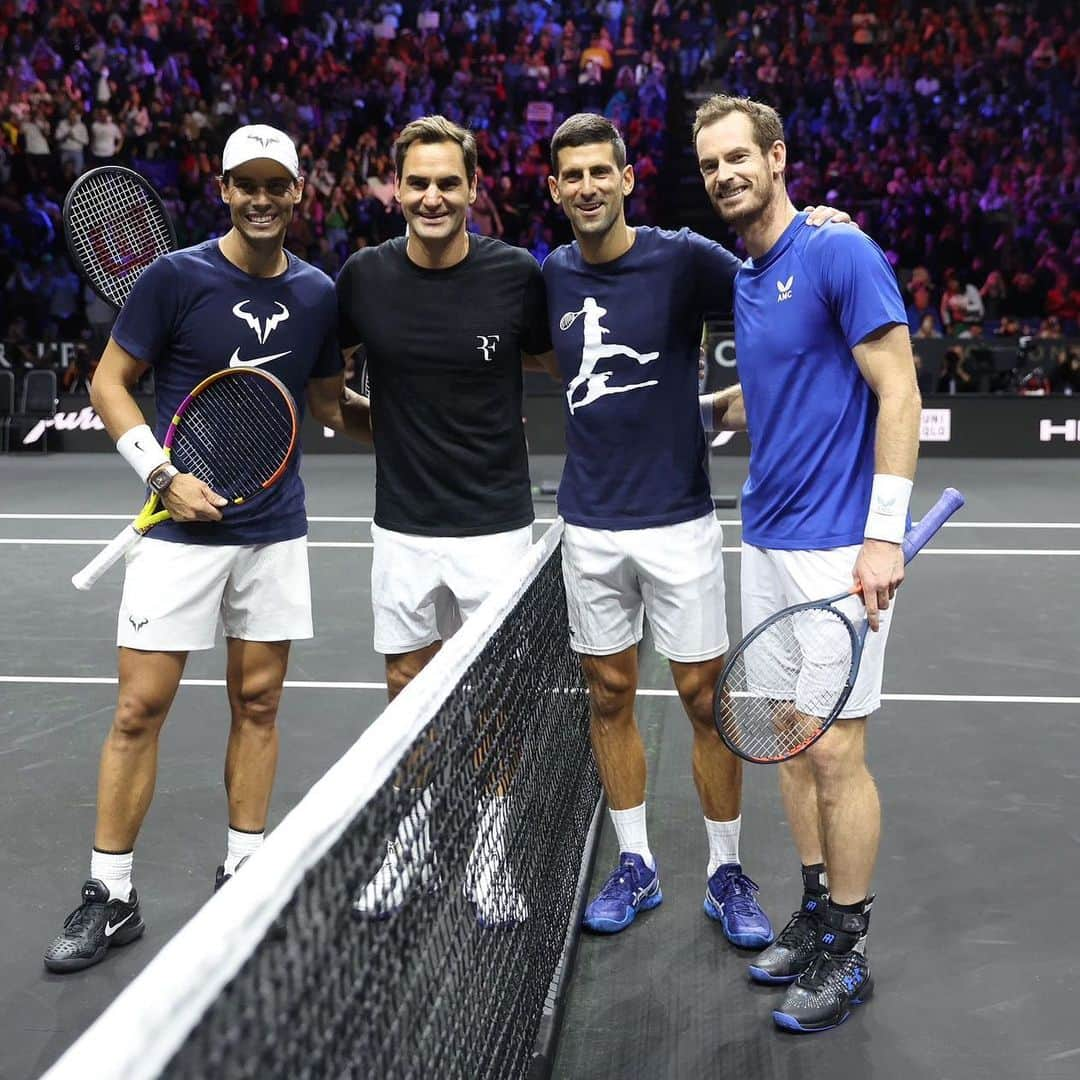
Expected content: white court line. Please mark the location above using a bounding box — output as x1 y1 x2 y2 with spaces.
2 513 1080 529
3 539 1080 556
1 676 1076 704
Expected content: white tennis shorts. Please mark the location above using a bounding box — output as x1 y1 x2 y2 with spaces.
370 522 533 655
117 535 313 651
739 543 894 718
561 512 728 662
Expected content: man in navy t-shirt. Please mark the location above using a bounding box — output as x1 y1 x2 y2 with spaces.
544 113 850 949
44 125 371 974
695 95 921 1033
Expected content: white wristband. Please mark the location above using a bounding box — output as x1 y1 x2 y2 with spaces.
864 474 913 544
116 424 168 484
699 394 715 433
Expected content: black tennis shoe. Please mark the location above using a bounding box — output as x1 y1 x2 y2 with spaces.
772 904 873 1032
214 856 250 892
748 885 827 984
43 879 145 973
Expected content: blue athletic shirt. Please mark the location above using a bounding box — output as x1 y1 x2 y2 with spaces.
543 227 740 529
111 239 341 544
734 214 906 550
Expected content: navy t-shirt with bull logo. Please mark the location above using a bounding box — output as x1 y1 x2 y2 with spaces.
111 239 341 544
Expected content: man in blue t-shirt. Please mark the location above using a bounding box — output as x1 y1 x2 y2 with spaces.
694 95 921 1033
543 113 849 950
44 125 371 974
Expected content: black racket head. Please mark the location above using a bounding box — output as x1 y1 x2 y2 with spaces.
62 166 177 310
714 601 861 764
164 368 298 501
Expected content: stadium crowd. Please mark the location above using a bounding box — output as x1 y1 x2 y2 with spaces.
0 0 1076 394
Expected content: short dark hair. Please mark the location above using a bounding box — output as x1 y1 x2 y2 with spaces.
692 94 784 154
550 113 627 175
393 115 477 183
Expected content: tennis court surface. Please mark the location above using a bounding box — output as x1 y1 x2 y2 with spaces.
1 454 1077 1080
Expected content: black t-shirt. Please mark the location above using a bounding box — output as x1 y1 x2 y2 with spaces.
337 235 551 536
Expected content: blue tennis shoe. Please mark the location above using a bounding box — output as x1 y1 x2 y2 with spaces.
582 852 662 933
704 864 774 948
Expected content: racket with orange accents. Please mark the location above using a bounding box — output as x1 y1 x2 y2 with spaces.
71 368 298 590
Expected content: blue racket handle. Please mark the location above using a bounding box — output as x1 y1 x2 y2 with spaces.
902 487 965 564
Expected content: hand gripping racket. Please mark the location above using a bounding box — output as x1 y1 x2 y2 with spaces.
71 368 299 590
713 487 965 764
62 165 177 309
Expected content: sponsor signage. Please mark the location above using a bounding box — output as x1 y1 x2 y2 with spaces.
919 408 951 442
7 392 1079 457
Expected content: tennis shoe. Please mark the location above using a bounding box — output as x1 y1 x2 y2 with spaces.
465 861 528 928
773 948 873 1032
773 904 873 1032
213 855 250 893
43 879 145 973
582 852 662 933
351 838 439 920
704 864 773 948
748 889 826 984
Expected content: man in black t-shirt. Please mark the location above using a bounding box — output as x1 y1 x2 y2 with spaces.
337 116 555 923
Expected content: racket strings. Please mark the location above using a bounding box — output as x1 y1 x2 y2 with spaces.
717 607 856 762
67 173 173 307
169 376 295 500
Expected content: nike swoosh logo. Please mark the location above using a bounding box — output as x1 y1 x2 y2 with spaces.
228 349 292 368
104 912 134 937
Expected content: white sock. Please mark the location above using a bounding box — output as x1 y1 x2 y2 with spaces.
90 849 134 902
224 827 264 876
609 804 654 869
705 815 741 876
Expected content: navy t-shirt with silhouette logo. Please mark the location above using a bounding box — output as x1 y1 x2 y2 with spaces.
543 226 740 530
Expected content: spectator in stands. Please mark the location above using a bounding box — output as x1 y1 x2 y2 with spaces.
937 347 976 395
88 106 123 166
1049 348 1080 395
940 275 972 333
55 105 89 178
1046 272 1079 325
914 313 942 339
906 285 941 335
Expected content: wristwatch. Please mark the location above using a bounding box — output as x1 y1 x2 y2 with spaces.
147 462 179 494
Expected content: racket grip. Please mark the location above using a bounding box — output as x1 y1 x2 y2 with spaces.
71 525 143 590
901 487 965 564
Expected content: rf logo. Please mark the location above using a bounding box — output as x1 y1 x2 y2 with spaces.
476 335 501 362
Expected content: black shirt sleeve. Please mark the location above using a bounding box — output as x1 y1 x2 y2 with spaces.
519 255 552 356
336 253 363 351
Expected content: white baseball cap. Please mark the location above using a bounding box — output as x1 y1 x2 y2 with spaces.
221 124 300 179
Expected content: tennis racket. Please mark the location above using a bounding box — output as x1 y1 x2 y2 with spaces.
713 487 965 764
62 165 177 309
71 368 299 590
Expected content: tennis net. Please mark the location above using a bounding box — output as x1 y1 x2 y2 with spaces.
44 520 601 1080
